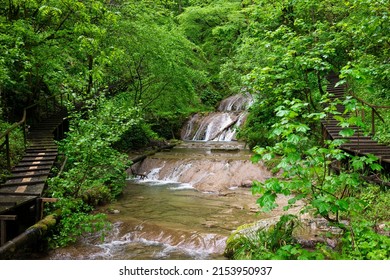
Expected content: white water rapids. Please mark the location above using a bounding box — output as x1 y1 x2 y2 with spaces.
181 93 253 141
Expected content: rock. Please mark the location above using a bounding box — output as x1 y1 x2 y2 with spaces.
107 209 120 214
240 180 253 188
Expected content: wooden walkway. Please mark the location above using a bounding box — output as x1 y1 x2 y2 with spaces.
322 74 390 173
0 110 67 246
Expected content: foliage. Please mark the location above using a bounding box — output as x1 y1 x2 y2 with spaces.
50 94 138 201
106 1 207 115
1 0 389 256
0 0 211 249
213 0 390 259
214 0 389 146
46 94 139 246
359 185 390 225
225 215 325 260
335 220 390 260
0 0 207 127
0 121 25 181
46 198 109 248
248 97 390 260
177 0 245 94
0 0 116 118
252 97 381 222
113 121 159 152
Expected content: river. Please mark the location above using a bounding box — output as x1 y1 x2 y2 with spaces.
40 93 277 260
41 140 277 260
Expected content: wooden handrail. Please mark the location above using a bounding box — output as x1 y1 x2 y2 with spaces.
349 92 389 119
0 93 66 172
0 110 27 141
346 89 389 136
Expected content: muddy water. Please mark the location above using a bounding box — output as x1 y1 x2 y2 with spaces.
42 141 277 260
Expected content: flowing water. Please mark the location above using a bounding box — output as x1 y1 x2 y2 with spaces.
42 141 276 260
41 93 281 260
181 93 252 141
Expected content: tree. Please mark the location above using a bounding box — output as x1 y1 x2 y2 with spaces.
178 0 245 97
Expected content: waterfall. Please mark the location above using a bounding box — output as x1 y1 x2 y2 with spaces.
181 93 252 141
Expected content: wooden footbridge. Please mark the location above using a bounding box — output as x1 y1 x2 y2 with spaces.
0 97 68 250
322 74 390 176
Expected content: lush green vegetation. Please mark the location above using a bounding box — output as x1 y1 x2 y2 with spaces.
1 0 389 257
0 0 208 247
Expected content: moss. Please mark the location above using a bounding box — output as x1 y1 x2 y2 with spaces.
30 214 58 232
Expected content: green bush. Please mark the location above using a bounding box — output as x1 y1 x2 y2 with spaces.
0 121 25 181
46 94 139 247
225 215 325 260
247 97 390 260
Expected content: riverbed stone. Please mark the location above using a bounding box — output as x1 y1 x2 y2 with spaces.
240 180 253 188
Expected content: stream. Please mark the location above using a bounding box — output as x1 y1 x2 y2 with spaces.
40 93 281 260
41 141 277 260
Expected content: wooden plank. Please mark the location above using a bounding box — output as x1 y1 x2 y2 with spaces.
0 215 17 221
0 183 45 196
0 215 17 245
40 198 58 203
0 202 17 207
0 195 37 215
1 220 6 246
15 186 27 193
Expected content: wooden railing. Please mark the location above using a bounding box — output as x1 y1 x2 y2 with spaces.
348 91 390 136
0 93 67 172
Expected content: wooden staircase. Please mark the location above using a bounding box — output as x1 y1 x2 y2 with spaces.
0 109 67 246
322 74 390 173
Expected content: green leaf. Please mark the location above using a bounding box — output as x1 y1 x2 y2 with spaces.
286 134 300 144
335 199 349 212
351 158 364 170
296 124 310 133
370 163 383 171
263 153 274 161
256 191 278 212
339 128 355 137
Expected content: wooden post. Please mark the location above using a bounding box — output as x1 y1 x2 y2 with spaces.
23 119 27 147
5 134 10 172
0 215 17 246
37 198 58 221
45 98 49 118
371 108 375 136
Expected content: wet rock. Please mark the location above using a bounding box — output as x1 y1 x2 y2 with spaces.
107 209 120 214
136 156 271 193
240 180 253 188
203 221 218 228
227 214 346 254
376 223 390 236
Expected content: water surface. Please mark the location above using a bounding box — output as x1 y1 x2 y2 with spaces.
43 179 261 260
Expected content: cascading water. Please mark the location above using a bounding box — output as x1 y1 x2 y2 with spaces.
41 93 275 260
181 93 253 141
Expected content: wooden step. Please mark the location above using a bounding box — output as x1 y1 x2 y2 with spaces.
12 165 52 173
6 170 51 179
25 151 58 157
1 176 47 187
20 156 57 162
13 161 55 168
26 147 58 153
0 183 46 196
